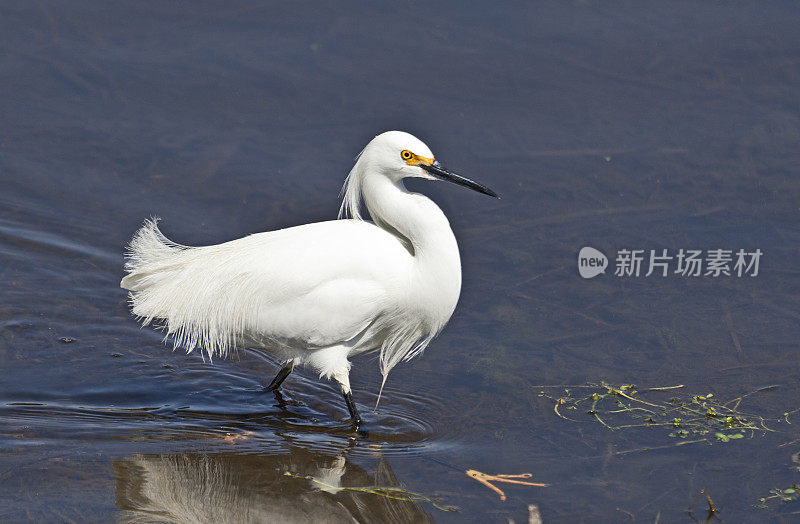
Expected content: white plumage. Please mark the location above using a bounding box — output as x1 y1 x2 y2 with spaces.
121 131 498 425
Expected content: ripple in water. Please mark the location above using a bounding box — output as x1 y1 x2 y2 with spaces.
0 376 463 458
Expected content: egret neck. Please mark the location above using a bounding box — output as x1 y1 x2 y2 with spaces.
361 171 462 328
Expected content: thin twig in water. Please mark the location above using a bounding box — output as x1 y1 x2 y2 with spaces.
723 385 780 411
614 439 707 456
721 299 743 355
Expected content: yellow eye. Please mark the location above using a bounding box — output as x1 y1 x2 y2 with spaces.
401 150 413 161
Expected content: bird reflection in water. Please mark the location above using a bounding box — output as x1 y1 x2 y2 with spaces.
114 447 435 523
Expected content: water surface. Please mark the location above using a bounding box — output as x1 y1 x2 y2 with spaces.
2 1 800 522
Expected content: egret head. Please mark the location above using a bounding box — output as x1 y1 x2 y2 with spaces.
369 132 498 197
339 131 498 220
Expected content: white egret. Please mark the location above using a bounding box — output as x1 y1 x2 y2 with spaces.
121 131 498 427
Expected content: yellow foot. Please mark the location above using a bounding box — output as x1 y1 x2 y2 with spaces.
217 431 254 444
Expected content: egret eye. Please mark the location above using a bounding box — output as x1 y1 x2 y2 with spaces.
401 150 413 161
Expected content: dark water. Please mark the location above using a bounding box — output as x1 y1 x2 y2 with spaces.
2 1 800 522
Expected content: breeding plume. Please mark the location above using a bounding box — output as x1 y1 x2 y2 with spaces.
121 131 498 427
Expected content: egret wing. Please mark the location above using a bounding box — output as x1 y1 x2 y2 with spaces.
122 219 410 358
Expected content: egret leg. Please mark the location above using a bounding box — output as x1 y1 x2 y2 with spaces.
332 368 363 427
264 360 294 392
342 391 363 427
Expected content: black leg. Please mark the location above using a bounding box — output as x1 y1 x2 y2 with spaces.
342 391 363 426
263 362 293 392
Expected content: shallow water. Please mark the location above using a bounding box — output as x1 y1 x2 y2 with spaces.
2 1 800 522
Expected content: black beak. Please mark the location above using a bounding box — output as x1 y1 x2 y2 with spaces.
419 161 500 199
